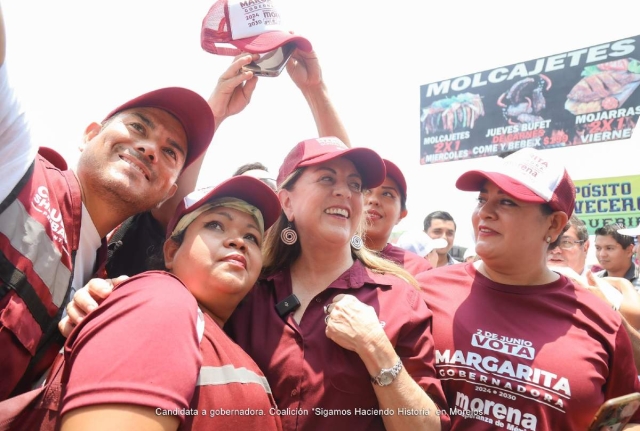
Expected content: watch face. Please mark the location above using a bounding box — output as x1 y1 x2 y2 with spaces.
378 371 394 386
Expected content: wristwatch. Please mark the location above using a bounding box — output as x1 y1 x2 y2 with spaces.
371 357 403 386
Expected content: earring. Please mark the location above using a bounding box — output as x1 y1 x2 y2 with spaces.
280 223 298 245
545 236 551 243
350 234 363 250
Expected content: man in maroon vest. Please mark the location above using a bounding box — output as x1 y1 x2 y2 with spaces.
0 5 215 399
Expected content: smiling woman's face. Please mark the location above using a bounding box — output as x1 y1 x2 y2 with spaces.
363 176 406 249
280 157 363 248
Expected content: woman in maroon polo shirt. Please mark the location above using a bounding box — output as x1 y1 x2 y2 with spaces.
27 176 284 431
226 137 449 431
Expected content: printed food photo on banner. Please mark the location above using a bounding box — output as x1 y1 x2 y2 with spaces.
566 58 640 115
419 35 640 165
421 93 485 134
497 74 552 125
566 58 640 146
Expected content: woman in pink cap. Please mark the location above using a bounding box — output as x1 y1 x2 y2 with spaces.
226 137 449 431
363 159 435 276
418 148 640 430
4 176 283 431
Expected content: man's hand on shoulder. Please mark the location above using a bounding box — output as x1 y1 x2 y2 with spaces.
58 276 128 337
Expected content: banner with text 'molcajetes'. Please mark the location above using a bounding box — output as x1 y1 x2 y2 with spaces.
574 175 640 234
420 35 640 164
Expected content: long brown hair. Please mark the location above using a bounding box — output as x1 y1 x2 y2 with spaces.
261 168 419 288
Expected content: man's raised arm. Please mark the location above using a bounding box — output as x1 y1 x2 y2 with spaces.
0 3 6 67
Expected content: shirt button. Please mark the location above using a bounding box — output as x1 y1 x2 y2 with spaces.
291 389 298 396
315 297 322 302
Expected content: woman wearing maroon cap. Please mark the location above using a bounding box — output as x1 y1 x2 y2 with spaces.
4 176 283 431
418 148 640 430
226 137 449 431
363 158 434 276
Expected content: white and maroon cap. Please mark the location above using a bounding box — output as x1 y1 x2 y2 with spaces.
456 148 576 217
201 0 312 55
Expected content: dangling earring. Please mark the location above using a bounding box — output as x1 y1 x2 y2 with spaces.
545 236 551 244
350 234 363 250
281 222 298 245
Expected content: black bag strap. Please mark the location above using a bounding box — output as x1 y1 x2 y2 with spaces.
107 216 136 262
0 161 34 214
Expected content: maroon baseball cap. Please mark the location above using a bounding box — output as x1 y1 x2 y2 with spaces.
201 0 312 56
166 176 281 239
383 159 407 200
38 147 68 171
276 137 386 189
104 87 215 170
456 148 576 216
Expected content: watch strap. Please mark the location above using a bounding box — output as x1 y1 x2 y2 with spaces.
371 356 403 386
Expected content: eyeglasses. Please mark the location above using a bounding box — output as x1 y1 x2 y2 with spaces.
557 239 586 250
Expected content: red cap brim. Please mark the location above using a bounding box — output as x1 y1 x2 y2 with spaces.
456 170 546 204
298 147 386 190
38 147 68 171
104 88 215 171
383 159 407 199
167 176 281 239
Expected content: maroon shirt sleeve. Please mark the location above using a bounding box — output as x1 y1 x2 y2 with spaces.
61 272 202 423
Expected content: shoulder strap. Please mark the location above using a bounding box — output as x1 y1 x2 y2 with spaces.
59 168 82 252
107 216 137 262
37 354 65 412
0 161 34 215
